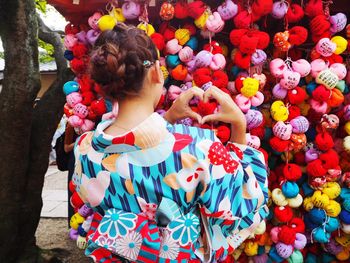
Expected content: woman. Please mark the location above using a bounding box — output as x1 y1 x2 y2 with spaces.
72 23 268 262
64 122 78 224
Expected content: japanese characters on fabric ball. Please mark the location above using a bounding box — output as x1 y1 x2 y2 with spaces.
62 0 350 262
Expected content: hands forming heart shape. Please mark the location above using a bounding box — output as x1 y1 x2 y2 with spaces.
165 86 245 127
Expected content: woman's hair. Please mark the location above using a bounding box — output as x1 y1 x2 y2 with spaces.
90 23 158 100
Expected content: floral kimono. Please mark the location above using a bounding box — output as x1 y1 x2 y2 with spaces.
72 113 269 263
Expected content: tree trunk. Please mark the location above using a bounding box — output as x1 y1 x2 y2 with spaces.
0 2 73 262
0 0 41 261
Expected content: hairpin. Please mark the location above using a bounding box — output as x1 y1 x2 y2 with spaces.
143 60 154 68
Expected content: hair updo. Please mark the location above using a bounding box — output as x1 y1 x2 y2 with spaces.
90 23 158 100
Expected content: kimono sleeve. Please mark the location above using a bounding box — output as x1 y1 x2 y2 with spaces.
196 138 269 261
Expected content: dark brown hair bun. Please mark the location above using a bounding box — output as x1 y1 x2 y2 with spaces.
90 23 158 100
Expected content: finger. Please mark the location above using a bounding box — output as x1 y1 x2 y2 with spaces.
203 86 225 103
187 110 203 124
183 87 204 102
201 114 219 124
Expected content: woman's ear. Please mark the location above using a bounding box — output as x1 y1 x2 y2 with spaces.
150 60 164 84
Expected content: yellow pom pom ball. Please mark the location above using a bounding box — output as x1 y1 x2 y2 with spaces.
137 23 155 36
98 15 116 31
241 77 259 97
303 196 314 211
244 241 259 257
322 182 341 199
69 213 85 229
194 10 209 29
175 28 190 46
160 66 169 80
111 8 126 22
345 121 350 135
271 101 289 122
331 36 348 55
325 200 342 217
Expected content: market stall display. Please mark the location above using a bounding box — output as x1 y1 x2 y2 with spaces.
56 0 350 262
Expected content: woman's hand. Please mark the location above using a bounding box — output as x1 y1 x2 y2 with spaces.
164 87 204 124
201 86 245 126
201 86 247 144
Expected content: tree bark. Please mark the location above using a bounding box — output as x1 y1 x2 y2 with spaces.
0 0 41 261
0 2 73 262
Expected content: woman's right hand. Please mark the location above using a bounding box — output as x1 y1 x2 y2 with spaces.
164 87 204 124
201 86 246 126
201 86 247 144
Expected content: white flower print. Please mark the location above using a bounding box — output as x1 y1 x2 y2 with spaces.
168 212 200 246
160 230 180 259
98 209 137 238
96 234 114 250
114 231 143 261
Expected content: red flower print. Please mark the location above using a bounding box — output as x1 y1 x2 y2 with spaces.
112 132 135 145
226 142 243 160
208 142 239 174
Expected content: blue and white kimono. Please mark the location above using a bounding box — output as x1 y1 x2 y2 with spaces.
72 113 269 262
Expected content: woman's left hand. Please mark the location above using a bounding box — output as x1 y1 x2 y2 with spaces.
164 87 204 124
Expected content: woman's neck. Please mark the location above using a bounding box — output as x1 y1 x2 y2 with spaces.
108 98 155 133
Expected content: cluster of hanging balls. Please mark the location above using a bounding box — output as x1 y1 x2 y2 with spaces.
62 0 350 262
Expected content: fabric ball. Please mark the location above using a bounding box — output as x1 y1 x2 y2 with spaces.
278 225 296 245
270 136 290 152
239 35 259 54
171 65 188 81
234 11 252 29
288 87 307 105
163 27 176 42
276 242 294 259
151 33 165 51
175 28 190 46
251 0 273 17
197 101 217 116
319 149 339 170
187 0 206 19
64 50 74 61
312 85 331 102
185 37 199 51
216 125 231 144
340 210 350 224
289 26 308 46
274 206 293 223
315 132 334 151
286 4 304 23
174 1 188 19
234 50 251 69
229 29 248 46
193 68 211 87
307 159 327 177
305 0 324 18
290 217 306 233
203 41 223 55
283 163 302 181
282 181 299 198
70 58 87 74
327 88 344 108
287 106 301 121
309 208 327 225
212 70 228 90
166 54 181 68
72 43 88 58
255 30 271 50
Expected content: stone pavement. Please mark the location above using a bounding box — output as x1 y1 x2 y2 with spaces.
41 165 68 218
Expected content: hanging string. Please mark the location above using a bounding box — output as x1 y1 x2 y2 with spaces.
322 0 333 18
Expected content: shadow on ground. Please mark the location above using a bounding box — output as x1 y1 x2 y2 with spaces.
36 218 91 263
